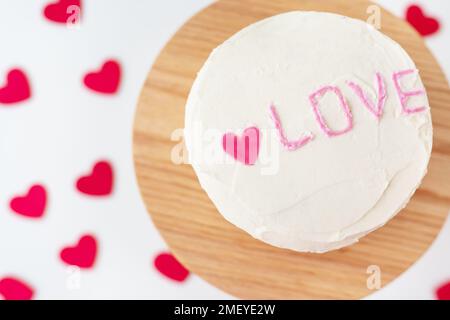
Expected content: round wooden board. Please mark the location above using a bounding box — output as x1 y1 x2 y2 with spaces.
133 0 450 299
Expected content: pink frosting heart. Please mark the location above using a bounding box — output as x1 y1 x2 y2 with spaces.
222 126 260 165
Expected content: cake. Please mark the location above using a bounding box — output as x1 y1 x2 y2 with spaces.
184 11 432 253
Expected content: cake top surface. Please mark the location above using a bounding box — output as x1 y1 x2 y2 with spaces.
184 11 432 252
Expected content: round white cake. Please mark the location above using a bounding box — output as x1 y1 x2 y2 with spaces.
184 11 432 253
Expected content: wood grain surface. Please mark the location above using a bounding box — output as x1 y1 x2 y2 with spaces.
133 0 450 299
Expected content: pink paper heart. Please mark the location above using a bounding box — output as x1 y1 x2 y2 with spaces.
60 235 97 269
43 0 81 24
10 184 47 219
0 69 31 105
436 281 450 300
154 253 189 282
76 161 113 196
83 60 121 94
406 5 440 37
222 126 260 165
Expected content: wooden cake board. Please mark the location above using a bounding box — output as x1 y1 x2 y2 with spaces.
133 0 450 299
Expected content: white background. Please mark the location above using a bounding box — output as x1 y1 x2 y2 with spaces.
0 0 449 299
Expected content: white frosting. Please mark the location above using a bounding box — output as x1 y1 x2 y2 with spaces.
184 11 432 253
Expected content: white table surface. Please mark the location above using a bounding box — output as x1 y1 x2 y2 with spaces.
0 0 449 299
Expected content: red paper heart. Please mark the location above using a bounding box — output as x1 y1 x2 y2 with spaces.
43 0 81 24
222 126 260 165
10 184 47 219
436 281 450 300
406 5 440 37
0 69 31 105
76 161 113 196
0 277 34 300
154 253 190 282
83 60 121 94
60 235 97 269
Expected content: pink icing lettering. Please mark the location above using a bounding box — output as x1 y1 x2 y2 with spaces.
269 104 314 151
222 70 428 161
309 85 353 137
347 72 387 120
392 69 427 114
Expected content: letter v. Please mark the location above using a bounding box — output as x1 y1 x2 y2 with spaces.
346 72 387 120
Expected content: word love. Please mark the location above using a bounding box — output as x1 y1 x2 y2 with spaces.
222 69 427 165
273 69 427 147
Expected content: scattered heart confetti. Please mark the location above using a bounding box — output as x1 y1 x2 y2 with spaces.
0 277 34 300
436 281 450 300
0 0 447 300
222 126 260 165
43 0 81 24
154 252 190 282
83 60 121 94
406 5 440 37
60 234 98 269
0 69 31 105
10 184 47 219
76 161 114 196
